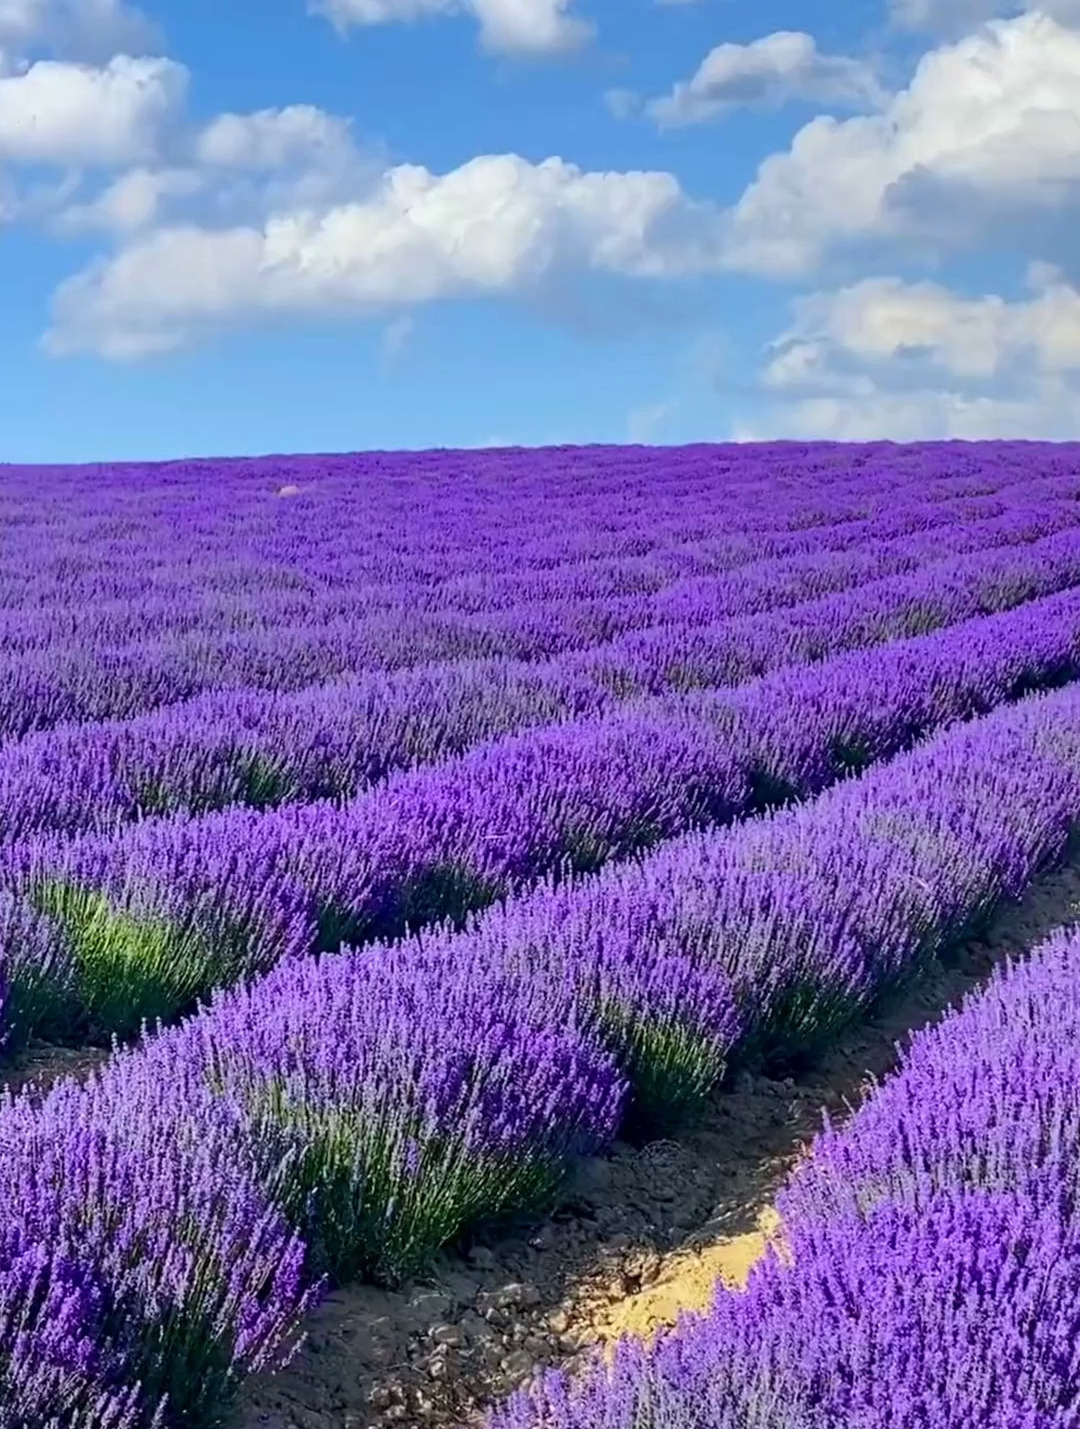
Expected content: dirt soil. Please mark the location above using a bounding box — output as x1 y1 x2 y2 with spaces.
234 856 1080 1429
1 1041 110 1101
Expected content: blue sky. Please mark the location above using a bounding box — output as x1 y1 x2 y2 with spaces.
1 0 1079 461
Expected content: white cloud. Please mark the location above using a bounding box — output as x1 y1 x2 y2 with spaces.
0 0 159 63
43 152 726 358
745 268 1080 439
723 12 1080 276
763 270 1080 386
195 106 355 171
0 54 185 166
627 398 677 442
891 0 1080 36
647 31 885 128
54 164 200 232
50 103 375 236
737 386 1080 440
309 0 593 54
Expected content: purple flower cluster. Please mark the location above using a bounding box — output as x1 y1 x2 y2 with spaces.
488 923 1080 1429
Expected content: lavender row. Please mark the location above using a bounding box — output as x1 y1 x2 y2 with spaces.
8 494 1052 737
2 467 1041 623
2 487 1071 734
10 670 1080 1425
8 518 1080 835
3 500 1041 661
4 441 1060 573
488 923 1080 1429
10 578 1080 1048
0 444 967 604
2 447 1075 622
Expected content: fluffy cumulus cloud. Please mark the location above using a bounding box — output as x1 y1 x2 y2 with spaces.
891 0 1080 35
0 53 184 166
646 31 886 128
723 12 1080 277
55 163 199 233
309 0 592 54
43 153 726 358
52 104 375 236
0 0 157 62
743 267 1080 438
195 106 355 171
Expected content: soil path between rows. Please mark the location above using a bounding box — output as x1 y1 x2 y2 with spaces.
230 855 1080 1429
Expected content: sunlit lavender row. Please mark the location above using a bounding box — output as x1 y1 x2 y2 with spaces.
5 576 1080 1050
7 518 1080 837
8 481 1073 657
9 663 1080 1425
488 920 1080 1428
2 445 1080 743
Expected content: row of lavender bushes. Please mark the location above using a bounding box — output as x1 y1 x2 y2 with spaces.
3 493 1075 742
9 673 1080 1424
7 579 1080 1050
4 476 1054 656
6 518 1080 840
4 442 1060 612
0 441 988 630
488 920 1080 1428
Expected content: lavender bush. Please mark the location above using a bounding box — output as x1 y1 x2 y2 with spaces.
7 579 1080 1051
488 924 1080 1429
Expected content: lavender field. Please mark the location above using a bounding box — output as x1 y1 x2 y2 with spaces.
6 439 1080 1428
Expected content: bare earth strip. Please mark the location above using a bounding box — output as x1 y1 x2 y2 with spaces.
227 853 1080 1429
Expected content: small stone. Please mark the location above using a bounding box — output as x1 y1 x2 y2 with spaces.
409 1290 453 1319
481 1281 540 1311
547 1309 571 1334
458 1310 490 1341
430 1323 467 1348
368 1386 394 1410
523 1334 551 1358
636 1252 662 1285
559 1329 588 1353
501 1349 535 1380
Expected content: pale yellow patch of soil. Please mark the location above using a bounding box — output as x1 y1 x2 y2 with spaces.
594 1208 785 1345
